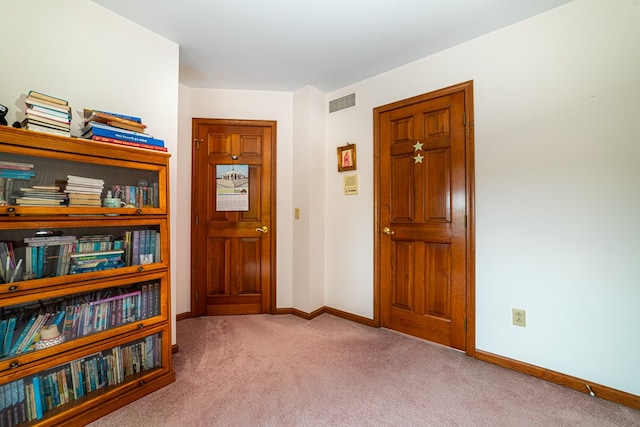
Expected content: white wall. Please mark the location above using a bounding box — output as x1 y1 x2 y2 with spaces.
182 88 295 309
176 84 192 316
292 86 326 313
1 0 180 342
325 0 640 395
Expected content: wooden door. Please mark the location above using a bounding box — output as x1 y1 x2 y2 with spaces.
374 82 474 352
191 119 276 316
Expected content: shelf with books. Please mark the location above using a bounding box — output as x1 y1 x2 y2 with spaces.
0 125 173 425
0 220 168 293
0 272 167 373
0 127 168 216
0 325 170 426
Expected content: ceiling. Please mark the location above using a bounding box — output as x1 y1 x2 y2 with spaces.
91 0 572 93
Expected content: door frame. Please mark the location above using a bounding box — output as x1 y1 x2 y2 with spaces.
373 81 475 355
190 118 278 317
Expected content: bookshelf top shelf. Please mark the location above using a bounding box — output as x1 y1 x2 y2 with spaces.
0 127 170 166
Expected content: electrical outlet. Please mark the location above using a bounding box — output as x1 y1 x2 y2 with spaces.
512 308 526 327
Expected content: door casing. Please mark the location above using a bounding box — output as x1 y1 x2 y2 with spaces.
190 118 277 317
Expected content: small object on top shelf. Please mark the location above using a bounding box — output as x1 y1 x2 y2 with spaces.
0 104 8 126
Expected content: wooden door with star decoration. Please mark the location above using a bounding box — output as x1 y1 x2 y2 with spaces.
374 82 474 352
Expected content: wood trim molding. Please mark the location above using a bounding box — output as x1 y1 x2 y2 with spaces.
288 306 377 327
171 344 179 354
324 306 377 327
292 307 326 320
475 350 640 411
176 312 194 322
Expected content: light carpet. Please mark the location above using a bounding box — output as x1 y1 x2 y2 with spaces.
88 313 640 426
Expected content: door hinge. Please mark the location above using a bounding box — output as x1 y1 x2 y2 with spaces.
463 113 466 126
195 291 198 302
195 215 199 226
464 318 467 332
194 138 203 149
464 215 467 228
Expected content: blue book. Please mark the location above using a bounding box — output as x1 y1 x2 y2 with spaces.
36 246 44 279
32 376 43 419
50 310 66 331
3 317 17 356
0 319 7 355
86 123 164 147
9 314 35 356
27 105 71 120
0 170 35 179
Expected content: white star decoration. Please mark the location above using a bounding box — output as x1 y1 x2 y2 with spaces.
414 153 424 163
413 141 423 151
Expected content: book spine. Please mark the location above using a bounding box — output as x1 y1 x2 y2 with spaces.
28 105 71 120
0 170 36 179
132 230 140 266
94 110 142 123
25 108 71 124
88 126 164 147
28 90 68 106
2 317 17 356
90 135 168 152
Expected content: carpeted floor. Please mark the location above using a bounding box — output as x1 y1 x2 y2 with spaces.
89 314 640 426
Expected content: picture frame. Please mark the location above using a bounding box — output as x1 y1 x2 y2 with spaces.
337 143 357 172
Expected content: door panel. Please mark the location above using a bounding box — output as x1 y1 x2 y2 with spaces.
376 84 472 351
192 119 276 316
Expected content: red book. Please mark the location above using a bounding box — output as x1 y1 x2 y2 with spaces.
89 135 168 152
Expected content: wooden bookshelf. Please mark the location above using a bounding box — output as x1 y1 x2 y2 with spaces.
0 126 174 426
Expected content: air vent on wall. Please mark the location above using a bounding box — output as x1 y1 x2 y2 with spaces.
329 93 356 113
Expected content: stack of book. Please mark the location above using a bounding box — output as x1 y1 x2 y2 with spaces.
22 90 72 137
0 160 36 204
81 109 167 152
69 249 125 274
64 175 104 207
14 185 67 207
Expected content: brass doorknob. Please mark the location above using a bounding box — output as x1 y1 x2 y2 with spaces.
256 226 269 233
382 227 395 235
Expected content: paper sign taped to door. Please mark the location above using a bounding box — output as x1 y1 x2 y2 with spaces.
216 164 249 211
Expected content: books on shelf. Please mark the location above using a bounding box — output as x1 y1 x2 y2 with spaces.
23 90 71 137
81 107 166 152
14 185 67 207
25 95 70 114
0 169 35 179
69 249 124 274
64 175 104 206
28 90 68 106
83 109 146 132
1 228 160 281
89 135 168 152
0 333 162 424
82 122 164 147
0 161 35 181
110 183 159 208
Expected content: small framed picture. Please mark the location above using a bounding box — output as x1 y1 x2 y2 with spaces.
337 143 357 172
